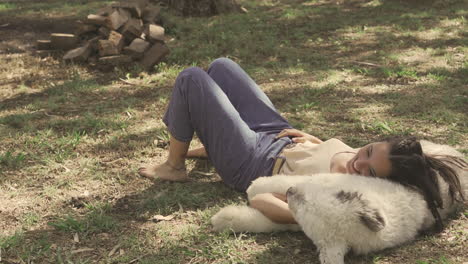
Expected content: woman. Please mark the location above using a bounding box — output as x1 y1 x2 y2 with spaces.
138 58 466 228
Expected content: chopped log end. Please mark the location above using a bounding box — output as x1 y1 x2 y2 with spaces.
106 9 130 30
63 45 92 62
123 38 150 59
50 33 78 50
99 55 133 66
108 31 125 51
86 14 107 26
145 24 164 42
140 42 170 70
121 18 143 40
98 40 120 57
37 40 52 50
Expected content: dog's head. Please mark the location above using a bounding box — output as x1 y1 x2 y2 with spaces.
287 183 386 233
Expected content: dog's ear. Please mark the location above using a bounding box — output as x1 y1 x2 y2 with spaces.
358 205 386 232
335 190 386 232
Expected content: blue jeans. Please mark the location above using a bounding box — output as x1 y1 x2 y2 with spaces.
163 58 292 191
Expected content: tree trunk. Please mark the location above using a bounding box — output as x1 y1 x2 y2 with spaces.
160 0 241 16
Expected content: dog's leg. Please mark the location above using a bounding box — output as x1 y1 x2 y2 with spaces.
319 243 347 264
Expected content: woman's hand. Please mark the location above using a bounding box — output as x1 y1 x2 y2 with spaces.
275 129 323 144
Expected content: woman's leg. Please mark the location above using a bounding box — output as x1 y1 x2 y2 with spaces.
207 58 291 132
186 58 291 159
138 136 190 181
139 67 258 190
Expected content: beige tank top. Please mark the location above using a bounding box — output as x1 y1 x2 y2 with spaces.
279 138 353 175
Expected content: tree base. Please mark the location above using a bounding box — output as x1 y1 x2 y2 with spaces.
160 0 241 17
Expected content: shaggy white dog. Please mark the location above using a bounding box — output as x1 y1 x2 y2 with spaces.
211 140 467 264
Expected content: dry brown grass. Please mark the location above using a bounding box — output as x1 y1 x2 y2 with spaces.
0 0 466 263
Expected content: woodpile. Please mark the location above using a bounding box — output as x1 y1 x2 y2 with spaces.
35 0 170 70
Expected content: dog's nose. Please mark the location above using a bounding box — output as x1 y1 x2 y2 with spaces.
286 187 297 197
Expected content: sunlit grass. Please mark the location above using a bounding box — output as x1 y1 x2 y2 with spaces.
0 0 466 263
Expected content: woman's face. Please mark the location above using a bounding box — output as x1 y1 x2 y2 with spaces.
346 142 392 178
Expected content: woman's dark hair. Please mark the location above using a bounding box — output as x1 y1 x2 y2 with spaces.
384 137 466 231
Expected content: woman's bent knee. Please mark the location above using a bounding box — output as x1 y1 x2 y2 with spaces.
208 57 235 72
175 67 209 93
177 66 206 80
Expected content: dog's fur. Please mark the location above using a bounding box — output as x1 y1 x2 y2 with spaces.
211 140 467 264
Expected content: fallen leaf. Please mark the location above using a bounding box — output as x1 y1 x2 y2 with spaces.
151 214 175 222
108 243 121 257
73 233 79 243
447 236 456 242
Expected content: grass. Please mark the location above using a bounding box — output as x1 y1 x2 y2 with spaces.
0 0 467 263
48 203 117 236
0 3 16 11
0 151 26 169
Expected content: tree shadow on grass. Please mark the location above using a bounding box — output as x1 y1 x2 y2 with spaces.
1 0 465 123
1 0 467 262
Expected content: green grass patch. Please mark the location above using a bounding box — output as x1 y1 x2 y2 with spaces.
1 232 52 262
48 203 117 236
0 231 24 250
0 3 16 11
0 150 26 169
3 1 113 17
416 256 453 264
47 114 128 135
24 129 84 163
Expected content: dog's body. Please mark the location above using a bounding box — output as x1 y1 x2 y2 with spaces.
286 174 433 264
211 140 467 264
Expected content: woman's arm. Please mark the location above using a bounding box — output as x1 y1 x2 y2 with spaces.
249 192 297 224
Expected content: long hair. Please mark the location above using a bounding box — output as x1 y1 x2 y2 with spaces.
384 137 466 231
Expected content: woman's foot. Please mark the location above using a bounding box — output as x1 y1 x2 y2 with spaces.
138 161 189 181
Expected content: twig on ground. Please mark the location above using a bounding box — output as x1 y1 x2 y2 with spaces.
350 61 382 68
108 243 121 257
101 158 124 164
128 253 150 264
118 78 153 88
71 248 94 254
192 170 214 176
59 164 71 173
